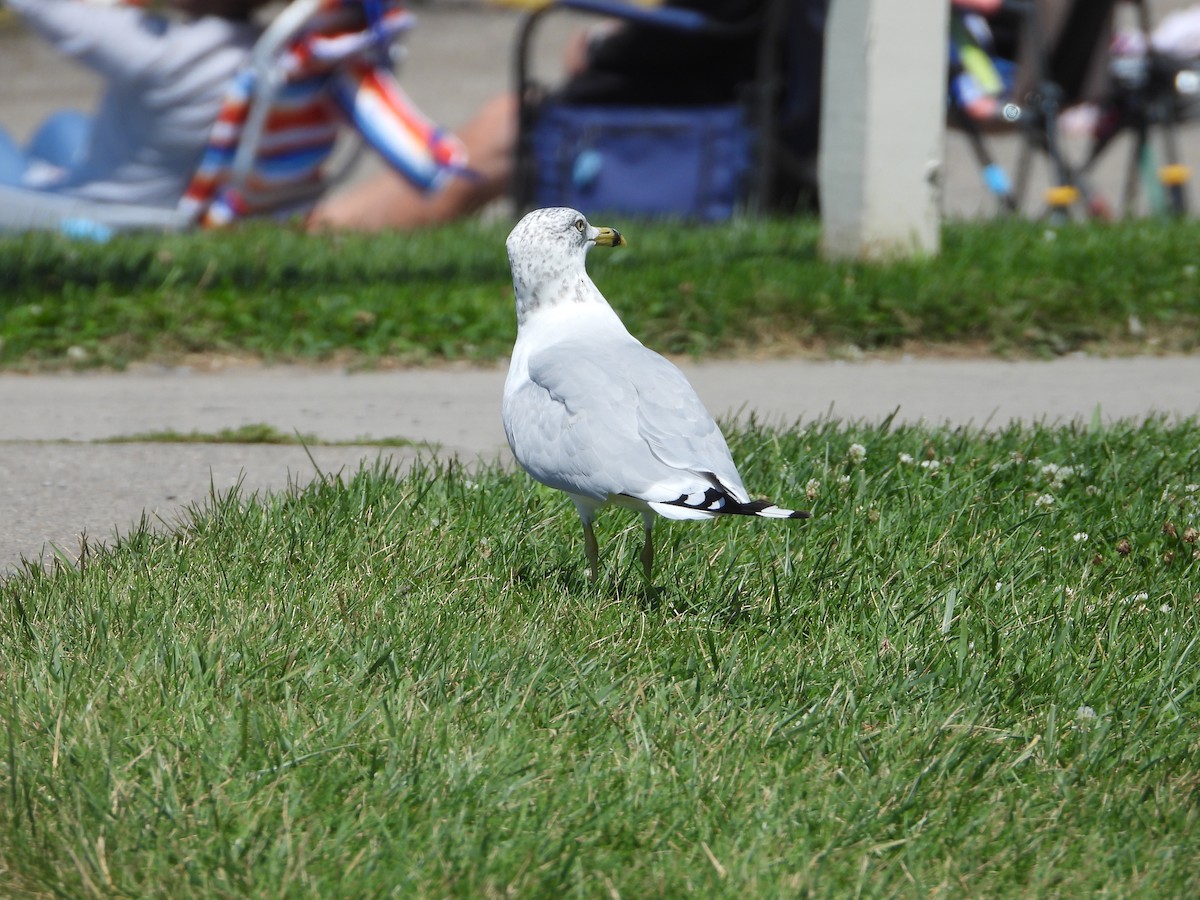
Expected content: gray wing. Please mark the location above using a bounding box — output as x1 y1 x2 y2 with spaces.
504 336 748 504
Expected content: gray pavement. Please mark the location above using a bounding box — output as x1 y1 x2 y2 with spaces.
2 5 1200 575
4 356 1200 575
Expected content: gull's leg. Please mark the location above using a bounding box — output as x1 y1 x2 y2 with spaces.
571 498 603 583
572 499 602 582
640 511 656 582
583 519 600 583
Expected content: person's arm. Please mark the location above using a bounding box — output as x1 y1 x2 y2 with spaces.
7 0 170 81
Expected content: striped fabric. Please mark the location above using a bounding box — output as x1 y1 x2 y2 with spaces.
329 62 469 193
180 0 466 227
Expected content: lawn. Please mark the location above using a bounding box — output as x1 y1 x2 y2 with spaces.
1 217 1199 369
3 416 1199 895
2 217 1198 893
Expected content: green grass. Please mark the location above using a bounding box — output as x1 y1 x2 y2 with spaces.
1 217 1199 370
4 417 1199 896
90 423 420 447
96 423 318 445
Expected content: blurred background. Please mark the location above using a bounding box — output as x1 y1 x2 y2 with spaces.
2 0 1199 221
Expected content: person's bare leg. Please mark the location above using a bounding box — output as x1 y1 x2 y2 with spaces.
308 93 517 232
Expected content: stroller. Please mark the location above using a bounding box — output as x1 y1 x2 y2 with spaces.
948 0 1107 219
1074 0 1199 217
0 0 466 235
948 0 1194 219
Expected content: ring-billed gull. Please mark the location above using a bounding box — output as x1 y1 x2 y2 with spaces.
502 207 809 582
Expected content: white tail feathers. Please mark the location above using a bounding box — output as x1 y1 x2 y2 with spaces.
752 504 810 520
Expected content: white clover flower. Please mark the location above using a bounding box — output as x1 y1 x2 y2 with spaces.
1161 604 1172 613
1076 705 1097 721
847 443 867 464
898 452 915 466
1035 493 1055 508
838 474 851 485
1073 532 1088 543
1039 463 1074 491
805 478 821 501
994 581 1004 592
1086 485 1099 496
920 459 940 472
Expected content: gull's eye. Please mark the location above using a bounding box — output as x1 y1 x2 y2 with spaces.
574 218 586 233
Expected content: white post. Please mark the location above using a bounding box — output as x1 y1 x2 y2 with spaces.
819 0 949 260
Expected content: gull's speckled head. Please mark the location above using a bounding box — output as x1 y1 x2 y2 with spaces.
506 208 625 324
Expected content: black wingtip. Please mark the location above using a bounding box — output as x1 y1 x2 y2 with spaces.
655 488 812 521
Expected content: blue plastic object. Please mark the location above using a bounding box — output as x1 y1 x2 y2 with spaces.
982 163 1012 197
60 217 114 243
571 149 603 189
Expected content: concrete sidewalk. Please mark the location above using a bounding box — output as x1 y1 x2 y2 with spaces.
4 355 1200 575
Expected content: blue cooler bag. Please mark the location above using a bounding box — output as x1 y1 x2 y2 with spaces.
529 104 753 221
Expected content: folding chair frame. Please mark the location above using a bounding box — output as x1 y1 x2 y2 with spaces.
510 0 788 220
